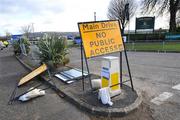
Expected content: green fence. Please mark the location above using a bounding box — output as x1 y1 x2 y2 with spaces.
125 42 180 52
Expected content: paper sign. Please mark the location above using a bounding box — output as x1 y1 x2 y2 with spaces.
101 67 110 79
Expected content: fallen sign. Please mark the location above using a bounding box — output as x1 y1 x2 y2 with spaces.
55 68 88 84
8 63 60 104
18 63 47 86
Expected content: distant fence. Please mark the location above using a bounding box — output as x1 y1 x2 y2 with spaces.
124 33 180 42
125 41 180 52
165 34 180 40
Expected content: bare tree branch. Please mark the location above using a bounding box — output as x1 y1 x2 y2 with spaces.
107 0 136 34
21 24 33 38
141 0 180 32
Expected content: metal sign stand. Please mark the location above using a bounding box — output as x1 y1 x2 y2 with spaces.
121 38 134 91
80 40 134 91
79 20 134 92
80 42 92 91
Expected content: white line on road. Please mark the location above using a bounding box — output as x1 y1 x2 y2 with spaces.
151 92 173 105
172 84 180 90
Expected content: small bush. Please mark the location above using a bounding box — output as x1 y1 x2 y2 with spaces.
37 35 69 68
12 36 30 55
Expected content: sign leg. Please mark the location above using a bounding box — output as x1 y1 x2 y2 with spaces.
8 82 18 105
124 49 134 91
120 52 123 87
83 49 92 89
81 41 85 91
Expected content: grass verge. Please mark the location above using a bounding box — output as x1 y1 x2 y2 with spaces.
125 42 180 52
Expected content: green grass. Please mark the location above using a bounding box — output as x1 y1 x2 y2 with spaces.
125 42 180 52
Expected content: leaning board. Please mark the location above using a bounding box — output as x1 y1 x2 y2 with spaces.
18 64 47 87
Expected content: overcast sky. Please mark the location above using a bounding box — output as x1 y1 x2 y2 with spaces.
0 0 169 35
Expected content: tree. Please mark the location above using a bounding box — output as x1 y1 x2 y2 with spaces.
21 24 33 38
5 31 12 40
107 0 136 34
142 0 180 32
177 17 180 27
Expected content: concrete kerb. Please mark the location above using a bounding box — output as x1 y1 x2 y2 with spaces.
15 56 34 71
64 90 142 117
15 55 142 117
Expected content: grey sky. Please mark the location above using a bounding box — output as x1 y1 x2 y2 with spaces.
0 0 168 35
0 0 64 15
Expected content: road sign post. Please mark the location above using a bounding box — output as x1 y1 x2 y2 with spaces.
78 20 134 91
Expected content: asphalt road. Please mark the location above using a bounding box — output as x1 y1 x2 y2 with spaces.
0 47 90 120
68 47 180 120
1 46 180 120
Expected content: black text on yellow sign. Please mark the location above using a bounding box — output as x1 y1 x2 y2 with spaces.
79 20 124 58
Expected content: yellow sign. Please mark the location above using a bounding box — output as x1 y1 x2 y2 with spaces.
78 20 124 58
18 64 47 87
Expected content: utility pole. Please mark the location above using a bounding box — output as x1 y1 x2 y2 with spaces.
94 12 96 21
31 23 35 44
125 3 130 42
31 23 34 33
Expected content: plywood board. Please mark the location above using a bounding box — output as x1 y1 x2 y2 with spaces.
18 64 47 86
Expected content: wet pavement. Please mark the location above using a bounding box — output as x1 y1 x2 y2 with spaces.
0 47 90 120
1 46 180 120
68 47 180 120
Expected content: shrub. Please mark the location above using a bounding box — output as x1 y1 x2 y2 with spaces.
37 35 69 68
12 36 30 55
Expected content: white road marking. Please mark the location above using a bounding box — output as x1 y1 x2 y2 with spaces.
151 92 173 105
172 84 180 90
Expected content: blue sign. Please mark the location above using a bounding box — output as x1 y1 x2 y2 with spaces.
11 34 22 41
165 34 180 40
74 36 81 45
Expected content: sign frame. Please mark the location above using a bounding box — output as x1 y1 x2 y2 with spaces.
77 20 134 92
8 63 64 104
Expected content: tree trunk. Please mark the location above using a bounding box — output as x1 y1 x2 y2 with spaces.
169 0 177 32
121 25 125 35
121 18 125 35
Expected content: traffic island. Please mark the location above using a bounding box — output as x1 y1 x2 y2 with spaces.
51 76 142 117
16 55 142 117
